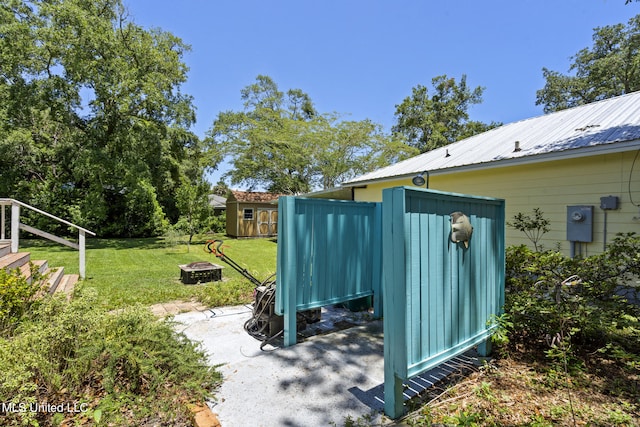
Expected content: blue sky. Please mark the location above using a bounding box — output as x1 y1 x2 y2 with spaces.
125 1 639 186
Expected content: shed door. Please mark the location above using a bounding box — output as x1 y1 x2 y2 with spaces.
258 209 278 236
270 209 278 235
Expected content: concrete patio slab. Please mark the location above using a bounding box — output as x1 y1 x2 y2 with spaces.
172 305 480 427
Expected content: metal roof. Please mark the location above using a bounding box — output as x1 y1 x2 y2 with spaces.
208 194 227 209
344 91 640 186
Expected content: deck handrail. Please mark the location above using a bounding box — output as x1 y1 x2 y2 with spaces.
0 198 96 278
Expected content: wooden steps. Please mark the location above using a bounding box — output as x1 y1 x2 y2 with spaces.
20 259 48 283
0 252 30 271
0 243 79 298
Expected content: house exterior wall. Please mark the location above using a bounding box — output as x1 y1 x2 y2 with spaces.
353 152 640 256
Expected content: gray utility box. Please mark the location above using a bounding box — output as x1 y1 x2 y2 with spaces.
600 195 619 210
566 205 594 242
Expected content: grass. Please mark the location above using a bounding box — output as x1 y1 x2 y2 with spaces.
21 234 277 310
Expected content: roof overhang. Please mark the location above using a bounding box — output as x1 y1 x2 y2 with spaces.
302 186 353 200
342 138 640 188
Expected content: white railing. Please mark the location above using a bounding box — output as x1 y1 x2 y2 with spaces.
0 199 96 278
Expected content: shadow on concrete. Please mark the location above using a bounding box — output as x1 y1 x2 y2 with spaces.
174 305 482 426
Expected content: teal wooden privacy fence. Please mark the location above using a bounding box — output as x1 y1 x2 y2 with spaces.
382 187 505 418
274 188 504 418
276 196 383 346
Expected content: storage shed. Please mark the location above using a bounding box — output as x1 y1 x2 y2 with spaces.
226 191 281 238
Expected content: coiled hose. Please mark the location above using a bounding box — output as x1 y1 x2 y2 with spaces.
243 274 282 350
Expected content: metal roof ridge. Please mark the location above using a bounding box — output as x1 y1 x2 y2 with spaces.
343 91 640 186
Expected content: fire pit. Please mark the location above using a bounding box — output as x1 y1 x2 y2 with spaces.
179 261 223 284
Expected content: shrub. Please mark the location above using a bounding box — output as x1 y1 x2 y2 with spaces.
208 211 226 234
0 265 44 335
0 289 220 426
507 207 551 251
504 233 640 362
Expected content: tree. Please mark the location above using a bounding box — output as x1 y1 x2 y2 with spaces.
175 177 211 246
310 116 415 189
207 75 415 193
392 75 500 153
0 0 213 236
211 179 230 197
536 14 640 113
210 76 316 194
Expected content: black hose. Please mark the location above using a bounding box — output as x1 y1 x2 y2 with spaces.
243 281 284 350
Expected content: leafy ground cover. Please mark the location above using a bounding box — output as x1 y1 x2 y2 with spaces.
1 236 274 425
21 234 277 310
0 283 221 426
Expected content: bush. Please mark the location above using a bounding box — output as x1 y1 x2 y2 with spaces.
504 233 640 362
73 180 169 238
0 289 220 426
0 265 44 335
208 211 226 234
507 207 550 251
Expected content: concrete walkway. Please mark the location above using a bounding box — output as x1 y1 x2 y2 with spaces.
170 305 480 427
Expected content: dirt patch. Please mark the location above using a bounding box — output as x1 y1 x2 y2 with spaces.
401 352 639 426
150 300 209 317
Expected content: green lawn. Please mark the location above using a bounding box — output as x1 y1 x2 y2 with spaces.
21 235 278 310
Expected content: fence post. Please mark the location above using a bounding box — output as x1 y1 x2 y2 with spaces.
280 197 298 347
371 202 383 317
79 230 86 279
1 204 5 241
11 203 19 253
477 339 493 357
382 187 408 418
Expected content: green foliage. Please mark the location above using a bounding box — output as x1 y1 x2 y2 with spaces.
124 180 170 237
0 289 220 426
440 409 482 426
175 176 213 243
536 14 640 112
487 313 513 350
0 0 217 237
606 408 634 425
337 412 377 427
507 208 550 251
392 74 501 153
210 179 230 197
598 342 640 373
208 211 226 234
473 382 497 403
208 75 416 193
504 234 640 362
311 116 418 189
0 265 44 335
